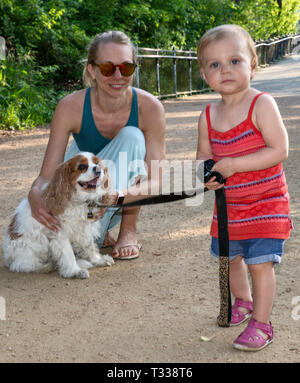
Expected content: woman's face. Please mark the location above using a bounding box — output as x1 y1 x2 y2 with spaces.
89 42 135 97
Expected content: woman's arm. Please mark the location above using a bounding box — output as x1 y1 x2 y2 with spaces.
128 90 166 197
121 104 221 204
28 92 83 230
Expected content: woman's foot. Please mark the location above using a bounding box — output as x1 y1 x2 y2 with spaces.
101 231 116 248
112 232 141 260
112 243 141 260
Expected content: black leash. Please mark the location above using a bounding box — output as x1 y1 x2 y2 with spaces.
215 187 231 327
203 159 231 326
109 160 232 326
119 187 208 208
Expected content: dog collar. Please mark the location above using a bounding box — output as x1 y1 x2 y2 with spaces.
86 201 103 220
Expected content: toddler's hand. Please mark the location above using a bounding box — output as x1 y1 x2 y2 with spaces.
212 158 236 179
205 176 225 190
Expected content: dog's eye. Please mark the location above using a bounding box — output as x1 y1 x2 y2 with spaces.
78 164 88 171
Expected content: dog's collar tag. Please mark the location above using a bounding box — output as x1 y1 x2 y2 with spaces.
87 211 95 220
86 201 102 220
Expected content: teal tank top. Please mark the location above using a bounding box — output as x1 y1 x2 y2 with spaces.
72 87 139 154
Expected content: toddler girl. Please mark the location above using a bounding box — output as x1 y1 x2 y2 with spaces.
196 24 292 351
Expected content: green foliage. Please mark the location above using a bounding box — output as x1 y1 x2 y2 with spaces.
0 54 67 130
0 0 87 130
0 0 89 84
183 0 236 48
230 0 299 40
0 0 299 130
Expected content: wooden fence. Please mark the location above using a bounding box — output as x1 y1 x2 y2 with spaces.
134 34 300 99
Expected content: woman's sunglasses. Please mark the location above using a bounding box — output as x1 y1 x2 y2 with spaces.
94 61 137 77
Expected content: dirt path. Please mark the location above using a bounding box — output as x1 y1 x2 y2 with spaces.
0 56 299 364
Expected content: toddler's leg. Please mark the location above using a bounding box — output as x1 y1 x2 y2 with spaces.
229 256 253 323
248 261 276 323
233 261 275 351
230 255 252 302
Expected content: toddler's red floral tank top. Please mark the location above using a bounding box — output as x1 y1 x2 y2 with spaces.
206 93 292 240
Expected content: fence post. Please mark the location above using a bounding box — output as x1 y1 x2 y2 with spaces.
156 49 160 96
288 36 293 54
173 47 177 97
188 52 192 95
264 41 267 65
135 44 139 88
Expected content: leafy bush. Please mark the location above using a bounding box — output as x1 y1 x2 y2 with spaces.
0 0 299 130
0 54 67 130
0 0 87 130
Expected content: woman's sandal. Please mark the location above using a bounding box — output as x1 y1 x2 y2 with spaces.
233 318 273 351
230 298 253 326
112 244 142 260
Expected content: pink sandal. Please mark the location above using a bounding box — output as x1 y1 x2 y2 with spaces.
233 318 273 351
230 298 253 326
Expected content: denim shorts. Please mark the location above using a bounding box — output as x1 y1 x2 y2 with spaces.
210 237 285 265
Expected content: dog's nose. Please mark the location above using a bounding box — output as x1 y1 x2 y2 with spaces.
93 166 101 177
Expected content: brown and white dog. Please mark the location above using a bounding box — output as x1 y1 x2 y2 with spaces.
2 152 115 279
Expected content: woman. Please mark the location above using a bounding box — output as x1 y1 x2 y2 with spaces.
28 31 166 260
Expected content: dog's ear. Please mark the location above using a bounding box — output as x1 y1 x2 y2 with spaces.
103 166 110 190
43 160 75 216
101 166 114 205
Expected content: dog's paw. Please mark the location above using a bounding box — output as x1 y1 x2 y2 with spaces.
102 254 115 266
89 253 103 266
77 259 93 269
89 253 114 267
75 268 89 279
61 267 89 279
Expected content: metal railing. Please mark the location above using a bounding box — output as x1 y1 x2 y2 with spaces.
133 34 300 99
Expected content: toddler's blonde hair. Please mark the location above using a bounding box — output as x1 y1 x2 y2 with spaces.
197 24 258 70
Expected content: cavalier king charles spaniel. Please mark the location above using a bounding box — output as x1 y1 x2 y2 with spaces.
2 152 115 279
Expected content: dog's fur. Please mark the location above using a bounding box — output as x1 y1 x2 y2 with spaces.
2 152 115 279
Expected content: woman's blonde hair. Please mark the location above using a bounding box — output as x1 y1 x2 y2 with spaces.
82 31 137 87
197 24 258 70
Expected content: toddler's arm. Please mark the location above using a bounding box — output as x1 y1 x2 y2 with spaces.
197 110 224 190
213 94 288 179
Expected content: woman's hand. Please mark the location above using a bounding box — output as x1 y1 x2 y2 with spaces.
95 190 120 219
28 187 61 232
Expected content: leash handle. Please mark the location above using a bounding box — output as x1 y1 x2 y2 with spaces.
215 187 232 327
203 159 231 326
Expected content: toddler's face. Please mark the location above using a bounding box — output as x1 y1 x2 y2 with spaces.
200 35 255 95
